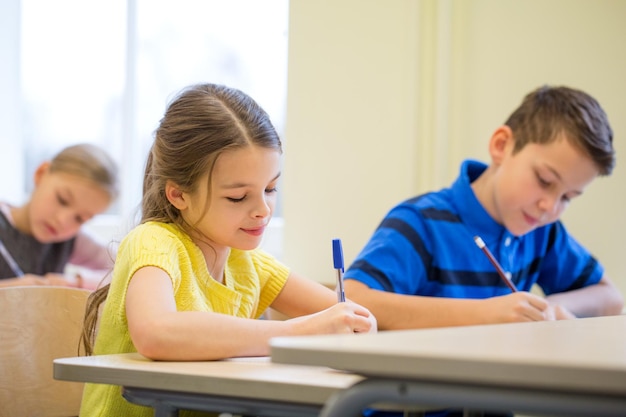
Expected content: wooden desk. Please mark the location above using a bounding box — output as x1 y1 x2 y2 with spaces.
271 315 626 417
53 352 363 417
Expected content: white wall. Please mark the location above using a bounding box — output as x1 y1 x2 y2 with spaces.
284 0 626 301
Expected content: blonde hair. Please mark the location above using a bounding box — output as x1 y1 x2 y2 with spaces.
49 143 120 199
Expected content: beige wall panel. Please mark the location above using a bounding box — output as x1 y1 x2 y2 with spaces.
283 0 420 284
285 0 626 299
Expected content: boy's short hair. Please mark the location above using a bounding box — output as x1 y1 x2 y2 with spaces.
504 85 615 175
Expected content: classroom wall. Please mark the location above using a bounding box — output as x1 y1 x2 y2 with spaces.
282 0 626 300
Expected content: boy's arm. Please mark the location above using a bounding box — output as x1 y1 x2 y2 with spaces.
344 280 553 330
545 276 624 318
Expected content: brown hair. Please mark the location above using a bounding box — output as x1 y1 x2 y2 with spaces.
81 83 282 355
505 85 615 175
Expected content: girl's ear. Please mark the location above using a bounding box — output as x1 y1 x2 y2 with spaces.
165 180 187 210
488 125 514 165
33 162 52 186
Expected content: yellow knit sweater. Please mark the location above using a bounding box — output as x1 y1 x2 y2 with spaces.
80 221 289 417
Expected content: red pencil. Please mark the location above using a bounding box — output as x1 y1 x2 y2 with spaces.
473 236 518 292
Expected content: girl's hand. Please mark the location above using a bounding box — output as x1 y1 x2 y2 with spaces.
286 302 377 335
20 273 77 287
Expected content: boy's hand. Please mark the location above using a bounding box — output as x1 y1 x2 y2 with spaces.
548 303 577 320
484 292 555 323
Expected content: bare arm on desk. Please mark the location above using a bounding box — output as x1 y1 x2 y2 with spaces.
546 276 624 318
125 267 376 361
0 273 81 288
345 279 555 330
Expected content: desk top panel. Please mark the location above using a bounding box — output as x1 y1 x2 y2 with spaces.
54 353 362 405
271 315 626 396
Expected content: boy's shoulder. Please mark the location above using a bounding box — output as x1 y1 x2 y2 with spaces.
392 187 458 218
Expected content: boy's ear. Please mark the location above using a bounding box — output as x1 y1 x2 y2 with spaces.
165 180 187 210
488 125 514 165
33 162 52 186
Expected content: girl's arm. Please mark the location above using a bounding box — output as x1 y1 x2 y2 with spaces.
269 271 338 317
125 267 375 361
0 273 82 288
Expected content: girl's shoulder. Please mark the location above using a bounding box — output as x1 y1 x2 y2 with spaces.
127 221 182 237
122 222 189 250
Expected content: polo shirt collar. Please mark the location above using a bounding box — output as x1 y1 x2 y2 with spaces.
451 159 511 244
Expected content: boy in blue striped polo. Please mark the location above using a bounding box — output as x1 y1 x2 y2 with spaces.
344 85 623 333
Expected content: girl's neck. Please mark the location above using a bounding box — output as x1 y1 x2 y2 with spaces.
193 237 230 285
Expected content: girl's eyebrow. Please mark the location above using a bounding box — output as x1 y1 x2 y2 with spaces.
219 172 281 189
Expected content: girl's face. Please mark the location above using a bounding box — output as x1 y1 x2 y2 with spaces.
489 134 598 236
28 166 112 243
183 146 280 252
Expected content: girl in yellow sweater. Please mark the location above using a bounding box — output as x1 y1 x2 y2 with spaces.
80 83 376 417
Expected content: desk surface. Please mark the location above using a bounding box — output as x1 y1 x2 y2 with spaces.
54 352 362 406
271 315 626 396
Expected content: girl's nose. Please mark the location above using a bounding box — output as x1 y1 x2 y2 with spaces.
252 196 271 218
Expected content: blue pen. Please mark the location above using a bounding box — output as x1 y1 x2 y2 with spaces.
332 238 346 302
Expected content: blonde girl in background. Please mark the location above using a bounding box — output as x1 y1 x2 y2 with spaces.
80 83 376 417
0 143 119 290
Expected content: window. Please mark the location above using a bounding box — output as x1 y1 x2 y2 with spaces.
1 0 288 254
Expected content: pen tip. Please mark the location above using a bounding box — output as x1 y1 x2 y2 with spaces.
473 236 485 248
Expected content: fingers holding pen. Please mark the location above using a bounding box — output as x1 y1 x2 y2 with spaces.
346 300 378 333
521 292 555 321
322 301 377 334
487 292 555 323
524 294 579 321
287 301 377 335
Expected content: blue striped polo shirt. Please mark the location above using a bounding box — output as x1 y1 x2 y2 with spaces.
344 159 603 299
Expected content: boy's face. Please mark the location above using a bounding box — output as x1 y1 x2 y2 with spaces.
489 130 598 236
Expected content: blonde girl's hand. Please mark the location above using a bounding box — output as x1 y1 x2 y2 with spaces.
19 273 75 287
43 272 81 287
286 301 377 335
